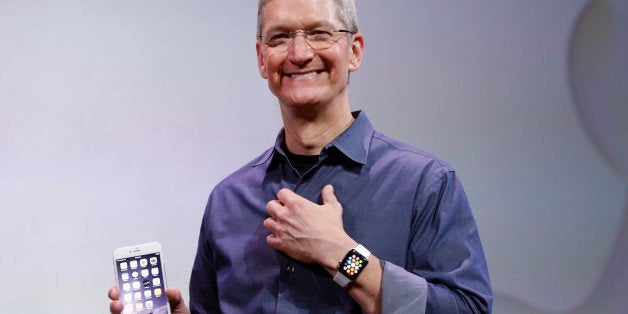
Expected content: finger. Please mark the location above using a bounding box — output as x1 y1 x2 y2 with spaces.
266 200 281 216
108 285 120 301
262 217 281 233
108 286 123 314
266 233 281 250
266 200 285 217
321 184 337 204
276 188 303 205
165 288 190 313
109 300 123 314
276 187 294 199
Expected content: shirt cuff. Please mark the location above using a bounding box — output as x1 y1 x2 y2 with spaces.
381 260 427 313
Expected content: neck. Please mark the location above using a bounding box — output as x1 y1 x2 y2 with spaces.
280 101 354 155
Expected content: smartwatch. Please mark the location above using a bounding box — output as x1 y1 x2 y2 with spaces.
333 244 371 287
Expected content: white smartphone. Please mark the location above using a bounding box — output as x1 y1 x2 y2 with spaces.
113 242 170 314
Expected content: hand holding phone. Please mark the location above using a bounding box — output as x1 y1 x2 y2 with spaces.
113 242 169 314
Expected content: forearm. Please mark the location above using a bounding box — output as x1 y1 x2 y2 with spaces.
315 236 383 313
346 255 383 314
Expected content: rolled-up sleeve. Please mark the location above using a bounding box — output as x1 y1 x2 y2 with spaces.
381 260 428 313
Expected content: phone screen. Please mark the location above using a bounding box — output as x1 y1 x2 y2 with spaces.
115 252 168 314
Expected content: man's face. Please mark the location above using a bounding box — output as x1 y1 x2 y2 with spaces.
256 0 364 110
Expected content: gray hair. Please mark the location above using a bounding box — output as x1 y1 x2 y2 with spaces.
257 0 359 37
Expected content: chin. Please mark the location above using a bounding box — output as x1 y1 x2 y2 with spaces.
281 98 323 109
279 91 330 108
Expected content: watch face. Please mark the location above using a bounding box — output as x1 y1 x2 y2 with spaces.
339 249 369 281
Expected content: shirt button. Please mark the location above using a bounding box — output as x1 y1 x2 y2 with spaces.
286 264 296 274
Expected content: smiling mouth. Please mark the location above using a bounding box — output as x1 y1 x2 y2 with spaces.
286 70 322 78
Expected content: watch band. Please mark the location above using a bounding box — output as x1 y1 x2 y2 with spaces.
333 244 371 287
332 269 352 287
354 244 371 258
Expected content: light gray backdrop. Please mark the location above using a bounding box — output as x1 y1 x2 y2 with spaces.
1 1 626 313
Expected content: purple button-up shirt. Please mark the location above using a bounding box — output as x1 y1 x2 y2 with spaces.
189 111 492 313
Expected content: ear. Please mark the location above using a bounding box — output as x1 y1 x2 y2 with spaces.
348 33 365 72
256 40 268 79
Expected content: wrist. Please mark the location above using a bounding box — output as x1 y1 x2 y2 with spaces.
333 244 371 288
321 238 358 275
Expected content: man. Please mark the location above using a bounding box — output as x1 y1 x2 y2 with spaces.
109 0 492 312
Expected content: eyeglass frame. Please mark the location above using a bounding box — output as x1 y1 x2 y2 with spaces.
257 29 355 51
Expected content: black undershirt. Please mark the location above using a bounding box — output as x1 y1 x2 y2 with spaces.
285 150 320 176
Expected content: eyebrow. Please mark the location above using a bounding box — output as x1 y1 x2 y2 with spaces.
263 20 338 34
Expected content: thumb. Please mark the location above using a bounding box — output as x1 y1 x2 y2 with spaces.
166 288 190 314
321 184 337 204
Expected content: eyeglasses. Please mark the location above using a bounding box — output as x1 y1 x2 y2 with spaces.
259 29 354 52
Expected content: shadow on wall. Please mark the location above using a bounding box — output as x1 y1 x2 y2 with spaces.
568 0 628 312
494 0 628 313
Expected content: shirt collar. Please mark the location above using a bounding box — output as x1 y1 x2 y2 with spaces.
324 110 372 165
269 110 373 166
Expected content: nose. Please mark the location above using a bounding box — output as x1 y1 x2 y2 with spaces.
287 32 314 65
